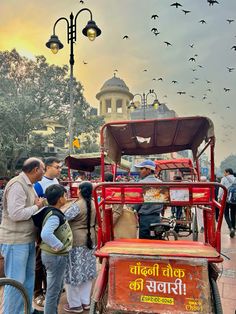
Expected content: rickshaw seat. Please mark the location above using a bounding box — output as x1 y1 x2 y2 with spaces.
96 238 222 262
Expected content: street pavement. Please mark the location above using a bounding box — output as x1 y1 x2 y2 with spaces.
33 219 236 314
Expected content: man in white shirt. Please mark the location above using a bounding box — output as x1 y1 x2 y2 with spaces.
33 157 62 307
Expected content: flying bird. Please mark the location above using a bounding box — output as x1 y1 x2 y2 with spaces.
231 46 236 50
158 77 163 81
114 69 118 72
164 41 172 46
189 44 194 48
206 80 212 83
172 80 178 83
189 57 196 62
83 60 88 65
207 0 219 5
224 88 230 92
123 35 129 39
171 2 182 8
192 68 197 72
79 0 84 3
198 65 203 68
153 31 160 36
190 95 195 98
182 10 191 15
226 106 231 109
143 69 148 72
199 20 206 24
151 14 159 19
177 91 186 95
152 78 156 81
227 67 234 72
227 19 234 24
151 28 158 32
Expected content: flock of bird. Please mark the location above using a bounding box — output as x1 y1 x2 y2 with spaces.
119 1 235 144
79 0 235 145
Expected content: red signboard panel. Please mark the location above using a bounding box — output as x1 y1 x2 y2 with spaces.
108 255 212 313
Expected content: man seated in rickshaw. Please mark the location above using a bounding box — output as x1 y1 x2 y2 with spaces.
132 160 163 239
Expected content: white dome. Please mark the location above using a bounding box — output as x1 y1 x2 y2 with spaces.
96 75 133 99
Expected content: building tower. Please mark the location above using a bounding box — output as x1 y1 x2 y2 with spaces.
96 74 133 123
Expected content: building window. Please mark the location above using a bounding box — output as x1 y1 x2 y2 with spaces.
105 99 112 113
116 99 123 113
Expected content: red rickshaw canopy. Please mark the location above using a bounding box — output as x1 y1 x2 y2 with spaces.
102 116 214 163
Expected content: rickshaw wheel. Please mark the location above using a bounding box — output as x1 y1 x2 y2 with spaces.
209 277 223 314
165 230 178 240
192 209 198 241
90 287 108 314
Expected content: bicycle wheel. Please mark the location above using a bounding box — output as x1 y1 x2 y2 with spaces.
209 277 223 314
0 278 30 314
165 230 178 240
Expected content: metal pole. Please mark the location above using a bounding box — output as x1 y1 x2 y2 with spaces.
68 13 75 155
143 93 146 120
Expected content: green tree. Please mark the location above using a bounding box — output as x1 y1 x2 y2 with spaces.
220 155 236 175
0 49 104 175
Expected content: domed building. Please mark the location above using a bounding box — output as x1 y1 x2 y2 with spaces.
96 74 133 122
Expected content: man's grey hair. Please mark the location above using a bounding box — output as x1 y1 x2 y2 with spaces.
22 158 43 173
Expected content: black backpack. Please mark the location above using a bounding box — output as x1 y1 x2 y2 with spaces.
227 183 236 204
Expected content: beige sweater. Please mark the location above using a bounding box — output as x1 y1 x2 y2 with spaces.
0 173 37 244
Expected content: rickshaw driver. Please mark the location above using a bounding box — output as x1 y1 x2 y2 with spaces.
132 160 163 239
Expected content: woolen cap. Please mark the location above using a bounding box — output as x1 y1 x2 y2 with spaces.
135 160 156 171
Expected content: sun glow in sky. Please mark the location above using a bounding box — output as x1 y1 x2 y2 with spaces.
0 0 236 165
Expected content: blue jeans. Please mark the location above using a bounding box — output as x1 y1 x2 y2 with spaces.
0 242 35 314
41 251 68 314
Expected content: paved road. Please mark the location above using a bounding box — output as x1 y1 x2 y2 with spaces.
33 220 236 314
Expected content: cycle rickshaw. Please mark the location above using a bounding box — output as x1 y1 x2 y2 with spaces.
91 116 226 314
155 158 201 240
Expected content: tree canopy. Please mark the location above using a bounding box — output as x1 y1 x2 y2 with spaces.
0 49 104 175
220 155 236 175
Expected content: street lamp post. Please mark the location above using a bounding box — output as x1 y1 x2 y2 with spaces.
46 8 101 154
129 89 160 120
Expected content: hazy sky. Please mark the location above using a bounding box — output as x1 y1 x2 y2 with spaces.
0 0 235 165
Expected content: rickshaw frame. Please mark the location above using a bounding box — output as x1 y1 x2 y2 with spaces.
91 116 226 314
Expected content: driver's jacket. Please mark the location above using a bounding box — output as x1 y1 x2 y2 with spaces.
133 174 163 215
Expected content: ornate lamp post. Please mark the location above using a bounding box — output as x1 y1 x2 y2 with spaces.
129 89 160 120
46 8 101 154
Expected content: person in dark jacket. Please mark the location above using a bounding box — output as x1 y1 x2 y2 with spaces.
133 160 163 239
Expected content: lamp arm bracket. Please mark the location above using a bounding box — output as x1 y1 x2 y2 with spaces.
53 17 69 36
74 8 93 27
132 93 142 101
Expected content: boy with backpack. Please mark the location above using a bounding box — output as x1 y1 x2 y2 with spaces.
218 168 236 238
32 184 72 314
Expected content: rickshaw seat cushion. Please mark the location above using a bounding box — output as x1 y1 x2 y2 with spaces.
97 239 220 259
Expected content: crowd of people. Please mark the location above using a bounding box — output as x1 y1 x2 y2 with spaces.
0 157 96 314
0 157 235 314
